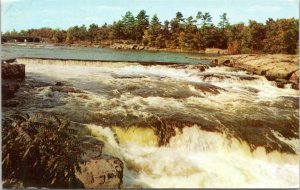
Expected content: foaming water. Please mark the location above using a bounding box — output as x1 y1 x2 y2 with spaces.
86 125 299 188
17 60 299 188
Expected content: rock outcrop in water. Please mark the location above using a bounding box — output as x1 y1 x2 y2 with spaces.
2 63 25 79
2 61 25 102
76 137 124 188
211 54 299 89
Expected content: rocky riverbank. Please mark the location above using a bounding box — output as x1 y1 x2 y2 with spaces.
2 60 125 189
109 43 228 54
190 54 299 90
3 55 299 188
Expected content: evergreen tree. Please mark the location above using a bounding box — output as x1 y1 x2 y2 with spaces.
135 10 149 41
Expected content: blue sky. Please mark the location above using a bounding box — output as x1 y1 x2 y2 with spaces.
1 0 299 32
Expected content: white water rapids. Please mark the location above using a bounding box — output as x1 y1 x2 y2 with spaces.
9 59 299 188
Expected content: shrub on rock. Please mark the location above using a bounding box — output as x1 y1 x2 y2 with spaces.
2 114 84 188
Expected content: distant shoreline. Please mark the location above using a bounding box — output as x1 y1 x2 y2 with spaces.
2 42 227 55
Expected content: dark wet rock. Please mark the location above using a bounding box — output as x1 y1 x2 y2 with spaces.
242 87 259 93
200 72 259 82
275 79 289 88
76 94 90 99
223 59 233 67
200 73 231 81
2 82 20 99
190 82 224 94
2 63 25 79
215 112 298 154
116 80 203 99
2 84 15 99
50 86 83 93
153 115 223 146
2 58 16 64
232 74 258 80
192 65 208 72
3 100 20 107
292 83 299 90
55 81 64 86
215 58 234 67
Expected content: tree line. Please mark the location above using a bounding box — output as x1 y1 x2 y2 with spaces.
3 10 299 54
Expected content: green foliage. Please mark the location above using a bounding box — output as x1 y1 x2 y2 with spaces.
218 13 229 29
150 14 162 35
135 10 149 41
2 114 84 188
5 11 299 54
121 11 136 40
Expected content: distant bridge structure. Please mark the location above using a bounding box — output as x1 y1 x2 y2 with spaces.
1 35 42 43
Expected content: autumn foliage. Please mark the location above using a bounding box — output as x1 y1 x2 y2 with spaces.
3 11 299 54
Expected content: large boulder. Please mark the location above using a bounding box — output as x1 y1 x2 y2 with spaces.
75 137 124 189
2 63 25 79
76 156 123 189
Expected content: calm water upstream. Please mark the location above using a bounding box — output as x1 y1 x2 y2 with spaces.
1 44 209 64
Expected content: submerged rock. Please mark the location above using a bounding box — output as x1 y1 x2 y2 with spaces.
190 82 224 94
50 86 83 93
55 81 64 86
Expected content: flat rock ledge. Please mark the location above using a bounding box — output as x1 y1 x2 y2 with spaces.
211 54 299 89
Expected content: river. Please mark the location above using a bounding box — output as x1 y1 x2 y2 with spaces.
1 43 208 64
2 44 299 188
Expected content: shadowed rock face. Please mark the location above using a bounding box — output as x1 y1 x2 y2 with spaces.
2 63 25 101
2 63 25 79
